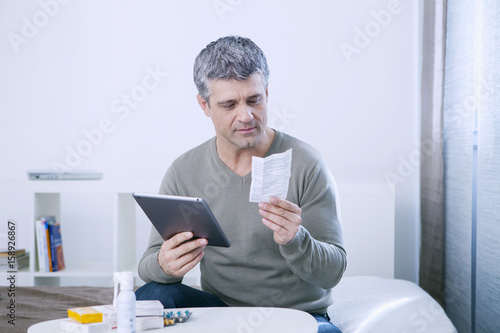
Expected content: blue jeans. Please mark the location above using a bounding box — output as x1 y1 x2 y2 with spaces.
135 282 342 333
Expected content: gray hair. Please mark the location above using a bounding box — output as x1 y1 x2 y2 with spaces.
193 36 270 104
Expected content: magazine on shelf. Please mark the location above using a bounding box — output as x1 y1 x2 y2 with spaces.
0 249 29 270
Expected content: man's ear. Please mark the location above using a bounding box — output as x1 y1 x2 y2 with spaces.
197 94 211 117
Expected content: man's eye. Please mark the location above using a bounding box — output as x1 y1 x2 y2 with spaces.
223 104 235 109
248 99 259 105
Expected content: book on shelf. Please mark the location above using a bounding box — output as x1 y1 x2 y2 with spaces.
0 249 25 257
49 221 65 271
35 216 65 272
35 217 53 272
35 220 49 272
0 249 29 270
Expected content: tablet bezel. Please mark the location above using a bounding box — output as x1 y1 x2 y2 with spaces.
132 193 230 247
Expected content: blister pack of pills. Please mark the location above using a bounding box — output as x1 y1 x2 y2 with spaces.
163 310 192 326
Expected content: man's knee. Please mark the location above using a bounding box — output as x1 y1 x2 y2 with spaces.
135 282 227 309
135 282 182 308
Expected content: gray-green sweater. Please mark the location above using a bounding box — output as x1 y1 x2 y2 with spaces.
138 130 347 314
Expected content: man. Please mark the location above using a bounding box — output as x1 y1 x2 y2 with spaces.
136 36 347 333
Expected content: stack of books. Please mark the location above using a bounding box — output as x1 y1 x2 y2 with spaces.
0 249 29 271
35 216 66 272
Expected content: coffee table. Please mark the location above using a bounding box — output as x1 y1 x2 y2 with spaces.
28 307 318 332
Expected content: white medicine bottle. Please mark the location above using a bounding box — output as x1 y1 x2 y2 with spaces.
114 271 136 333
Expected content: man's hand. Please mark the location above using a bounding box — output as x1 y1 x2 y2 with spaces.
259 197 302 245
158 232 207 278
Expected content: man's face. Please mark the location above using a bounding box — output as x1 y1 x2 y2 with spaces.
198 73 269 153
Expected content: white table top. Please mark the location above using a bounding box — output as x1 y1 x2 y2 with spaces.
28 307 318 333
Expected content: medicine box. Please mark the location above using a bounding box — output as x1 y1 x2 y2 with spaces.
60 318 112 333
136 316 164 331
136 300 164 317
67 305 117 324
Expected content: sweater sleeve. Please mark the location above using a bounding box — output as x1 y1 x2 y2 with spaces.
137 165 183 284
278 158 347 290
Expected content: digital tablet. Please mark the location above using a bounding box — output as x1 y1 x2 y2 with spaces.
132 193 230 247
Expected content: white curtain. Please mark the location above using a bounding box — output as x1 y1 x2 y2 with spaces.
419 0 446 306
442 0 475 330
475 0 500 331
442 0 500 332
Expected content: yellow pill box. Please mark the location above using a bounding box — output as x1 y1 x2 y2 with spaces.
67 305 116 324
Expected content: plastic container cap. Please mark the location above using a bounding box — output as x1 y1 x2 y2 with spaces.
113 271 134 307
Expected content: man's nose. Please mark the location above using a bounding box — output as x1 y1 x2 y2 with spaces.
237 104 254 123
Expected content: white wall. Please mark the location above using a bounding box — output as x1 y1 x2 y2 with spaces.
0 0 420 283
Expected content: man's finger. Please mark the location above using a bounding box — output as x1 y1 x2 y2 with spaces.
259 200 302 225
269 197 301 214
174 238 208 258
176 244 206 269
259 209 289 228
177 250 205 276
162 233 207 261
262 217 285 232
165 231 194 250
261 217 298 245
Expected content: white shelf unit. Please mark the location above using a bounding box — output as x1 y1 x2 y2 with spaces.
0 180 158 287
